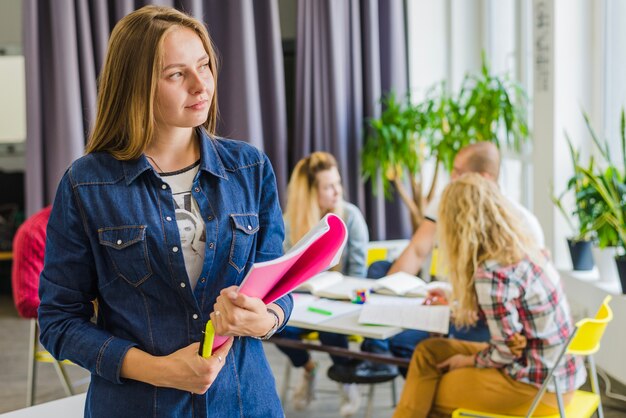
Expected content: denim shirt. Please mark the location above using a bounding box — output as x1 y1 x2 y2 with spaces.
38 129 293 418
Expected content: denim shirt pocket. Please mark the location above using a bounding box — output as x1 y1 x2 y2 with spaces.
98 225 153 286
229 214 259 273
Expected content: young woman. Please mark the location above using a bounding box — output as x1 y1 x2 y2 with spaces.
393 173 586 417
38 6 292 417
277 151 369 416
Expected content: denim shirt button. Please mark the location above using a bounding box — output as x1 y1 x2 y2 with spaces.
116 239 122 245
192 314 198 320
200 277 206 283
161 184 167 190
180 282 186 288
194 187 200 193
166 216 172 221
247 225 252 230
172 246 179 253
207 215 213 221
209 242 214 249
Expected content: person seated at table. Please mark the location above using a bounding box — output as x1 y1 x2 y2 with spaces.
393 173 586 417
274 151 372 416
382 141 545 375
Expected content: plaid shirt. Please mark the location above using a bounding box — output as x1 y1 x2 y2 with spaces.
473 258 586 393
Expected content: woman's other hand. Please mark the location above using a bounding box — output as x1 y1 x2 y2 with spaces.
158 338 233 394
121 337 234 394
423 288 449 306
210 286 279 338
506 332 527 357
436 353 474 372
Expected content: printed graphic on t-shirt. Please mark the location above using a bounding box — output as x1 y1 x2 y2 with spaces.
173 191 206 286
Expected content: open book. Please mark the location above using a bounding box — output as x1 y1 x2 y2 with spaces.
358 297 451 334
295 271 377 300
372 272 451 297
211 213 348 350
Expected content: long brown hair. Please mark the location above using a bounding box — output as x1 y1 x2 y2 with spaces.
437 173 541 327
284 152 343 245
85 6 219 160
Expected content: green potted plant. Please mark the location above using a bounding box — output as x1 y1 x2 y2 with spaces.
551 138 596 270
362 55 530 232
575 109 626 292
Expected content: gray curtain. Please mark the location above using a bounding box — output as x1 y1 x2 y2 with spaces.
294 0 411 240
22 0 287 216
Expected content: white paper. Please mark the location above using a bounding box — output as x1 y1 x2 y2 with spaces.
358 300 450 334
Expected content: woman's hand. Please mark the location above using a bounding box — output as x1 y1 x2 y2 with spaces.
210 286 278 338
121 337 233 394
156 338 233 394
423 288 449 306
436 354 474 372
506 332 527 357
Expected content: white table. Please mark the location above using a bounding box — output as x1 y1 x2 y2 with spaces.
289 310 403 340
287 293 403 339
0 393 86 418
272 293 410 367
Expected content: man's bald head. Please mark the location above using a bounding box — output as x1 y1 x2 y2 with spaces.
451 141 500 181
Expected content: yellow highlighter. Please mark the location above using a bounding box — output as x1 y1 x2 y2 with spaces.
198 320 215 358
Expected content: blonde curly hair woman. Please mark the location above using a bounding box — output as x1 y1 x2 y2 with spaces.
393 173 586 418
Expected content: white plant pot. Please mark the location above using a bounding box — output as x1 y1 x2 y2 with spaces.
591 246 619 283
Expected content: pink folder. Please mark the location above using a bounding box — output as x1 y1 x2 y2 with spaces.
211 213 348 350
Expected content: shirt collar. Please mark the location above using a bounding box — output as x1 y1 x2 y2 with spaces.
122 128 228 185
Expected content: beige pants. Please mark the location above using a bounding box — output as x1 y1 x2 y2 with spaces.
393 338 572 418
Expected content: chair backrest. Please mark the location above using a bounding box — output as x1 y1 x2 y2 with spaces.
366 247 388 267
567 295 613 356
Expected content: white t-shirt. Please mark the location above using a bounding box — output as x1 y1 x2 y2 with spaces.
424 193 545 248
160 161 206 289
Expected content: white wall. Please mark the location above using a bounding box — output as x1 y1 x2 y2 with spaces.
0 0 21 53
532 0 596 269
278 0 297 40
406 0 448 101
0 0 24 172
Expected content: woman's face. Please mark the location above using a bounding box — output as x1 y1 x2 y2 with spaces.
178 218 195 246
154 27 214 132
316 167 342 212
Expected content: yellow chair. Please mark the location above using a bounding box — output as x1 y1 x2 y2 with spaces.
27 319 75 406
452 295 613 418
366 247 388 267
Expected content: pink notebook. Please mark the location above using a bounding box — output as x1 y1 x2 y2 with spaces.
212 213 348 350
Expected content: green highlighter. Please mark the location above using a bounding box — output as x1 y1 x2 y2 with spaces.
198 320 215 358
